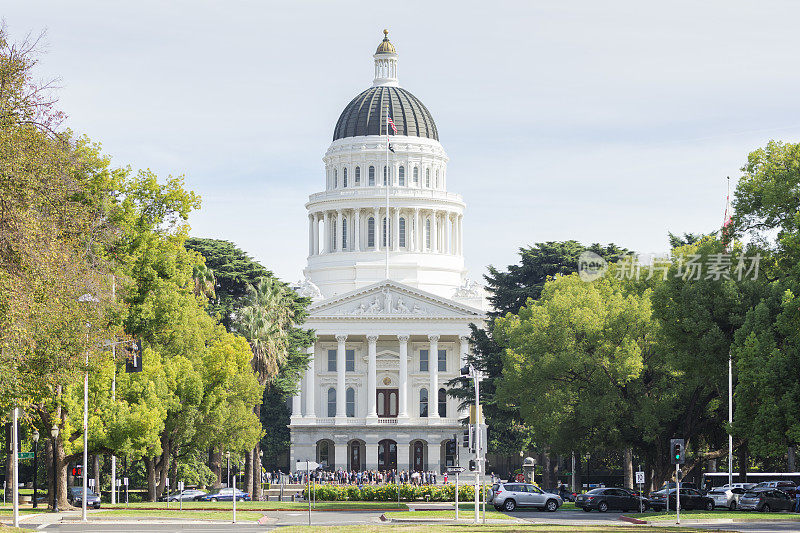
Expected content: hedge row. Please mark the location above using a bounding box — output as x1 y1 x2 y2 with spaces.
302 483 489 502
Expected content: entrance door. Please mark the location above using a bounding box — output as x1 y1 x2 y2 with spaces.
413 441 425 471
349 442 361 471
377 439 397 471
376 388 398 417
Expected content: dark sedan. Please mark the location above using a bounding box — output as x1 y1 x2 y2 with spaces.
194 487 250 502
67 486 101 509
575 488 648 512
738 488 794 512
160 489 207 502
649 488 714 511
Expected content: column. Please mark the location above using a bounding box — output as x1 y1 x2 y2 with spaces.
428 334 439 419
313 213 320 255
336 210 343 252
429 443 442 475
336 334 347 419
365 437 380 470
445 213 452 254
415 208 421 252
323 211 330 253
392 207 400 251
305 345 316 418
374 207 381 251
459 336 469 370
431 212 438 253
366 335 378 420
308 214 314 256
334 439 348 470
397 439 410 472
398 335 409 419
353 209 361 252
458 215 463 255
291 390 302 419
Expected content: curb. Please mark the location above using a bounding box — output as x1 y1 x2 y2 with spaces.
619 515 648 524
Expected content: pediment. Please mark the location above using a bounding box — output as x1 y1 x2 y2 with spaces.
309 280 484 320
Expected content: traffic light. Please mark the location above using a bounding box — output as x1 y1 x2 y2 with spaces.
126 339 143 373
463 428 470 448
670 438 685 465
72 466 83 477
469 459 476 471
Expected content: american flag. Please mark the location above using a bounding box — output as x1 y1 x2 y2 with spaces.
387 116 398 134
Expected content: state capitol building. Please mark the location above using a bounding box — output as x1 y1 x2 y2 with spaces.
290 30 486 474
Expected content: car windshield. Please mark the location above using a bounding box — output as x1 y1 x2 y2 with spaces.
743 491 759 498
586 488 604 495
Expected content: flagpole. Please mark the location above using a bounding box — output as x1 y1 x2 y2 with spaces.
385 104 390 279
726 175 733 489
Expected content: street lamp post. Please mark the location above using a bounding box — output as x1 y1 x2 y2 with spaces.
77 292 98 523
32 430 39 509
226 451 231 488
50 425 59 513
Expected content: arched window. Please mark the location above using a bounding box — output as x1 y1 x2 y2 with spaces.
435 169 439 189
438 388 447 418
367 217 375 248
342 217 348 250
382 217 391 247
346 388 355 417
330 220 336 252
413 167 419 185
426 169 430 188
368 166 375 186
419 388 429 417
399 166 405 186
343 167 348 187
399 217 406 248
355 166 361 185
318 441 330 466
327 387 336 417
425 219 431 250
334 168 338 188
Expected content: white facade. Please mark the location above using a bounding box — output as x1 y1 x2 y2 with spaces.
290 32 486 474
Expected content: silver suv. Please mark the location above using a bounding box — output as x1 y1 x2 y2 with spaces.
490 482 563 512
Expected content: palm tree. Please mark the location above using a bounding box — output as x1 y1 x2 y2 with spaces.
237 276 295 385
191 262 216 300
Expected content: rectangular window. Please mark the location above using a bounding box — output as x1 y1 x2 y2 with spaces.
438 349 446 372
368 217 375 247
330 223 336 252
345 349 355 372
328 349 336 372
420 349 429 372
369 166 375 186
399 218 406 248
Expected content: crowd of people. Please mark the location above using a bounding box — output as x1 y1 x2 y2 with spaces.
285 469 443 486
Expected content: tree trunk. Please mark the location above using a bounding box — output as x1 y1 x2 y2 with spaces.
707 458 717 473
737 442 748 482
4 423 11 502
93 455 101 497
788 446 796 472
253 444 262 500
209 447 222 487
623 448 633 489
145 457 157 501
541 451 552 488
51 436 70 509
572 453 582 492
244 449 253 498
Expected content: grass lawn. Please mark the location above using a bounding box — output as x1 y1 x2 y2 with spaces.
278 525 721 532
93 509 265 521
0 528 32 533
630 510 800 521
386 509 513 520
103 500 407 510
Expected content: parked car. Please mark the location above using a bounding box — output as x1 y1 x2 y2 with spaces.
194 487 250 502
575 487 649 513
738 488 794 512
753 481 798 498
160 489 207 502
490 482 562 512
707 485 751 510
658 481 705 495
649 488 714 511
67 486 101 509
545 486 577 502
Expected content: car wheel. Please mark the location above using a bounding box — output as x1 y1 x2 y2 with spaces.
762 504 771 513
705 501 714 511
582 507 592 512
598 501 609 513
729 501 736 511
546 499 558 512
211 497 218 502
503 499 516 512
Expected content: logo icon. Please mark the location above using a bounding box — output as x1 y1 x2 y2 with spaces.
578 251 607 282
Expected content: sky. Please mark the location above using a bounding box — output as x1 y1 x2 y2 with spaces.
5 1 800 283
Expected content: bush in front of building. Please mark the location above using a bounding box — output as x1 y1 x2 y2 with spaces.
302 483 487 502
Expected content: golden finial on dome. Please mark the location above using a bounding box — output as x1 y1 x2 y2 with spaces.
376 29 396 54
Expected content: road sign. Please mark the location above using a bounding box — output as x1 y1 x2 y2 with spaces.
17 452 33 460
178 481 185 491
635 471 645 485
165 477 170 486
123 477 129 486
88 478 95 487
448 466 465 474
